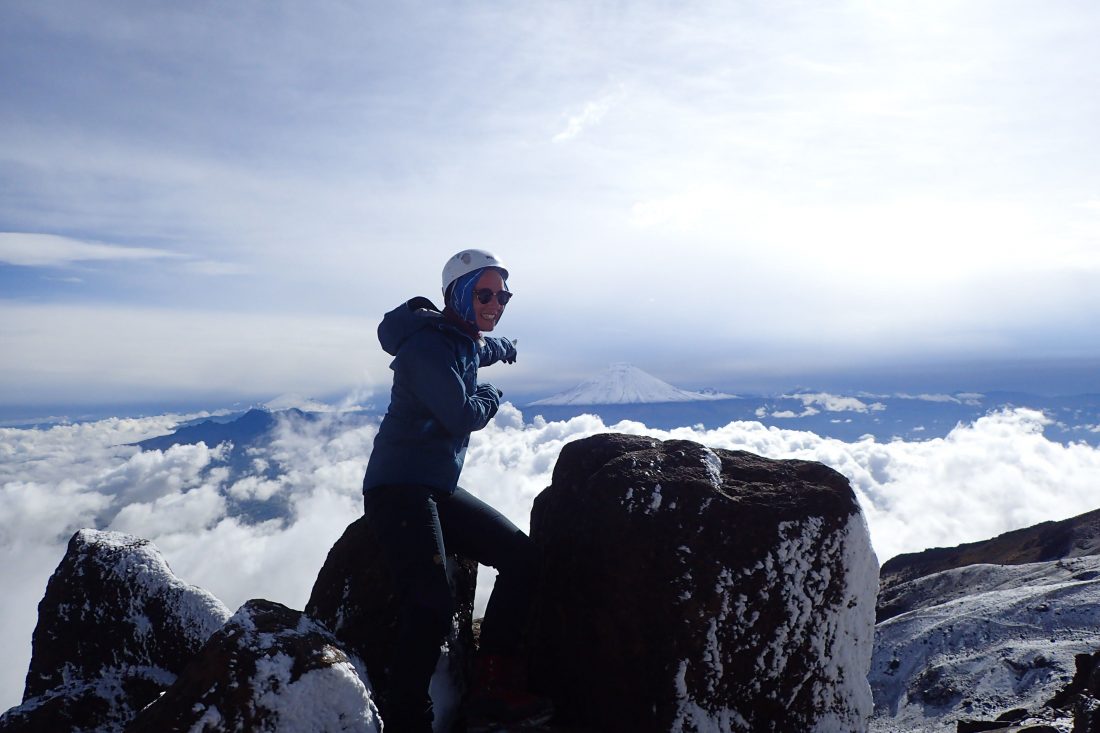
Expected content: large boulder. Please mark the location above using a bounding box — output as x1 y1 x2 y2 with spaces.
528 433 878 733
127 599 380 732
306 514 479 732
0 529 230 733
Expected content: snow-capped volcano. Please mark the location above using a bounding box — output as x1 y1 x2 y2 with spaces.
529 363 735 406
261 394 333 412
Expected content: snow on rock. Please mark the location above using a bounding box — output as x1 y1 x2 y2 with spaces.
306 514 478 733
0 529 230 733
529 363 736 405
528 433 878 732
869 555 1100 732
128 598 380 732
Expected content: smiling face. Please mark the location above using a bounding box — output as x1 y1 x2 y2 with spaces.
472 268 507 332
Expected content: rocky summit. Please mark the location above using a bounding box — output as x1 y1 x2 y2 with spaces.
2 434 884 732
527 433 879 733
127 599 380 732
0 529 230 733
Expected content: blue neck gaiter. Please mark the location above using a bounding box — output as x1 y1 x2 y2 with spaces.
448 268 484 324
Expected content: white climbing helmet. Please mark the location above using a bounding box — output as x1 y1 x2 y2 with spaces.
441 249 509 293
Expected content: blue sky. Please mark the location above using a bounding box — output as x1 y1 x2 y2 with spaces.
2 0 1100 408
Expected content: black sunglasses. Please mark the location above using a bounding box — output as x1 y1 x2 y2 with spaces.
473 289 513 306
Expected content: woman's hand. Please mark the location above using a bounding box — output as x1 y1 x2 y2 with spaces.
501 337 518 364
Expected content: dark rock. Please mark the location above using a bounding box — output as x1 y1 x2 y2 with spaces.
127 599 380 732
306 514 478 731
1046 651 1100 733
0 529 230 733
957 719 1013 732
527 433 878 733
1048 651 1100 706
957 718 1064 733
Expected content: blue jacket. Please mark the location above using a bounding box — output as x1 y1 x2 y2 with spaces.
362 297 513 495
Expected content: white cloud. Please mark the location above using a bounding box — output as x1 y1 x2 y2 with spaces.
110 482 228 537
894 393 986 407
227 475 285 502
184 259 251 276
783 393 885 413
896 393 961 404
770 407 820 419
0 232 182 267
552 89 623 143
92 443 230 519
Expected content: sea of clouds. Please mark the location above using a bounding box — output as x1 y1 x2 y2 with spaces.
3 403 1100 711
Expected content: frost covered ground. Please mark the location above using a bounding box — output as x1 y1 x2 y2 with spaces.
870 555 1100 732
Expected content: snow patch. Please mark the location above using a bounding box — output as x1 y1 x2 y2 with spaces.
701 447 723 490
252 648 380 732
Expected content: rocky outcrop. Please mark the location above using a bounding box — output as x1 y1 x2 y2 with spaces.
527 433 878 733
1047 650 1100 732
936 649 1100 732
306 514 479 732
5 436 880 733
127 599 380 732
0 529 230 733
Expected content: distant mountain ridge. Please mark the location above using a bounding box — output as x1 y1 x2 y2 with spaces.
134 408 306 454
878 505 1100 615
529 363 736 406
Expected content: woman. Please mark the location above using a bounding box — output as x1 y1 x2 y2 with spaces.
362 249 551 732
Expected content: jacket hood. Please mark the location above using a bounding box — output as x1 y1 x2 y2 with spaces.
377 297 448 356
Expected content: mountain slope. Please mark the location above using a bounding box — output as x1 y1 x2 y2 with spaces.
870 555 1100 732
871 505 1100 731
529 363 735 406
879 506 1100 609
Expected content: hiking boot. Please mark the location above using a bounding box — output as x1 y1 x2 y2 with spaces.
467 654 554 727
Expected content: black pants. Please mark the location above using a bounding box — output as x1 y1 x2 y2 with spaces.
363 484 536 728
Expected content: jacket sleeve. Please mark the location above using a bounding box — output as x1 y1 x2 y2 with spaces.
402 332 499 436
478 337 515 366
